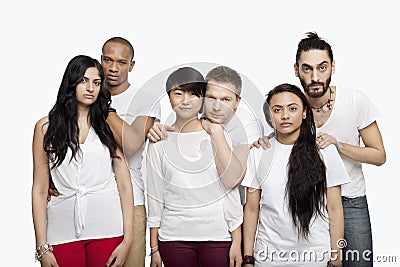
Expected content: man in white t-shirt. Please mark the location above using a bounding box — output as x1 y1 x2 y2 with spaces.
147 65 265 262
103 37 161 267
256 32 386 267
147 65 264 194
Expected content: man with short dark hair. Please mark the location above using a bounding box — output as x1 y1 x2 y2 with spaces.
104 37 161 267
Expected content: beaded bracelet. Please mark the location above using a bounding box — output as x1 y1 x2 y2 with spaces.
35 243 53 262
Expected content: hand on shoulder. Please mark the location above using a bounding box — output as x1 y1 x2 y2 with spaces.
147 123 175 143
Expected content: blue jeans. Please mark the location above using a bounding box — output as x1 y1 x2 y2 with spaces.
342 195 373 267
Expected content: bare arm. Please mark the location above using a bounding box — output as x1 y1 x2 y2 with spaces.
326 185 344 266
229 226 243 267
243 187 261 263
317 122 386 166
107 113 155 156
202 119 249 188
106 148 134 266
150 228 162 267
32 117 58 266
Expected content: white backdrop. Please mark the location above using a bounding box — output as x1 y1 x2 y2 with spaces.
2 1 399 266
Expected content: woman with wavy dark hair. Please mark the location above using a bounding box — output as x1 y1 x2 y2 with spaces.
32 55 134 267
242 83 350 267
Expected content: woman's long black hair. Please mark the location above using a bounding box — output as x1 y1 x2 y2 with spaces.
263 83 327 238
43 55 118 168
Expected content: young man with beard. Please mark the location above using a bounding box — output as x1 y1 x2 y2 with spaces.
255 32 386 266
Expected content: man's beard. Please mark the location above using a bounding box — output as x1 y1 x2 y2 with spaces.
300 76 331 98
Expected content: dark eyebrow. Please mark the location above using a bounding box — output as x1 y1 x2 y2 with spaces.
83 76 101 82
272 103 299 108
271 104 283 109
288 103 299 107
301 61 329 68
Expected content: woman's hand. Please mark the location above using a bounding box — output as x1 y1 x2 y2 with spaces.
229 240 242 267
150 250 163 267
106 240 131 267
39 251 59 267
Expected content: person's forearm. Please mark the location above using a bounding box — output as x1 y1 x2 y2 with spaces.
117 180 134 246
243 189 261 257
328 208 344 263
150 227 160 248
107 113 149 156
338 121 386 166
32 191 49 246
243 207 259 256
114 151 134 245
231 226 242 247
119 187 134 245
338 142 385 166
327 186 344 263
209 127 246 188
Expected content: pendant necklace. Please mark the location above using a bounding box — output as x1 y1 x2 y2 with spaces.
311 87 334 113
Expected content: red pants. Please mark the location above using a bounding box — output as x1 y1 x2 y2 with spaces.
52 236 123 267
158 240 231 267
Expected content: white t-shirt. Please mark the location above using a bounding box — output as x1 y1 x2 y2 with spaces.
47 128 124 245
111 86 161 206
242 138 351 266
224 107 265 147
146 130 243 242
316 87 380 198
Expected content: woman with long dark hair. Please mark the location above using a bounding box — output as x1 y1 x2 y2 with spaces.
242 83 350 266
32 55 134 267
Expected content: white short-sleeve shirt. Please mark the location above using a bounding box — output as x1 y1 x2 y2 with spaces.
242 138 351 266
316 87 380 198
111 86 161 206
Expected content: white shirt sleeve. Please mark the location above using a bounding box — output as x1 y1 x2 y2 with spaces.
355 89 380 130
146 143 165 228
222 186 243 232
320 144 352 188
241 148 263 189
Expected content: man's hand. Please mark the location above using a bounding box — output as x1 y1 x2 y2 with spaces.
250 132 274 149
201 118 224 135
147 123 175 143
47 180 59 201
316 132 339 150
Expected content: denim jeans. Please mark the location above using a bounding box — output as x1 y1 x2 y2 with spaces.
342 195 373 267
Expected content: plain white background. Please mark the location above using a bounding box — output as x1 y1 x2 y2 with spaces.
1 1 399 266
